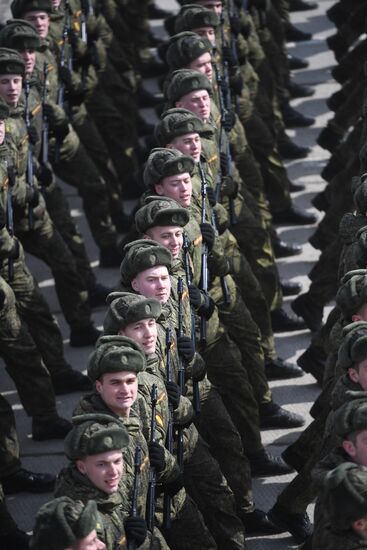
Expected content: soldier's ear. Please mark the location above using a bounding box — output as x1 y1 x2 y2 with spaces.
76 458 87 475
95 379 103 394
348 367 360 384
131 277 139 293
342 439 357 458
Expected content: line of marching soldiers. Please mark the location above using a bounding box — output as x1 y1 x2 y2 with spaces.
0 0 343 548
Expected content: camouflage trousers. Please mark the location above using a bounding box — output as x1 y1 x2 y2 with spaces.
0 273 57 417
16 210 93 331
184 434 247 550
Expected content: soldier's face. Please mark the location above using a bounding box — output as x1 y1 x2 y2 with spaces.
131 266 171 304
69 530 106 550
187 52 213 82
76 450 124 494
19 49 36 76
196 0 222 16
52 0 62 8
0 121 5 145
119 318 157 355
96 371 138 416
155 173 192 208
168 133 202 162
145 226 184 259
194 27 216 46
349 359 367 391
23 11 50 39
343 429 367 466
0 74 22 106
176 90 210 122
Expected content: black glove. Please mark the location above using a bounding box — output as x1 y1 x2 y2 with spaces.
67 86 86 106
8 238 20 260
27 125 38 146
188 283 202 309
197 293 215 320
124 516 147 547
222 110 236 132
230 73 243 96
37 163 54 188
206 186 217 207
43 104 70 140
230 15 241 36
164 473 184 497
220 152 229 176
222 45 237 67
221 175 239 199
26 187 40 208
177 335 195 363
165 380 181 410
67 27 79 50
148 441 165 472
0 288 5 311
200 222 215 251
58 65 72 87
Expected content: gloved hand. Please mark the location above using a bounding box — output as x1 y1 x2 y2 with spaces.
221 175 238 199
37 163 54 188
164 472 184 497
230 15 241 36
124 516 147 547
188 283 202 309
58 65 72 87
206 186 217 206
222 45 237 67
148 441 165 472
67 86 86 106
177 335 195 363
197 292 215 320
222 110 236 132
230 73 243 96
200 222 215 251
191 355 207 382
26 187 40 208
27 125 38 146
165 380 181 410
43 104 70 140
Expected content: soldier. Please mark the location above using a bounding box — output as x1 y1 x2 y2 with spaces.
0 46 100 345
55 414 149 549
84 334 217 549
30 497 106 550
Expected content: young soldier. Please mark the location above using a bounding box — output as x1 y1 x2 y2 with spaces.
0 46 100 346
55 414 148 549
30 497 106 550
85 332 217 549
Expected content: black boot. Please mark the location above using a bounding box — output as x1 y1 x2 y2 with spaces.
265 357 304 380
280 279 302 296
279 140 310 159
289 0 317 11
291 293 323 332
273 239 302 258
241 509 284 535
288 81 314 98
69 325 101 347
317 125 343 152
285 22 312 42
297 346 325 385
248 449 294 477
259 401 305 429
271 308 306 332
0 528 30 550
2 468 56 494
268 503 313 543
51 369 93 394
32 415 72 441
289 181 306 192
287 54 309 70
272 206 317 226
282 104 315 128
88 282 112 308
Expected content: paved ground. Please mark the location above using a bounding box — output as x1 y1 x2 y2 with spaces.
0 0 339 547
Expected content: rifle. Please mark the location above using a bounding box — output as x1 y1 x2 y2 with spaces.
24 79 34 230
178 276 200 417
55 0 73 161
163 329 173 529
41 62 49 166
5 160 16 281
127 446 142 550
146 384 157 531
198 162 208 347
